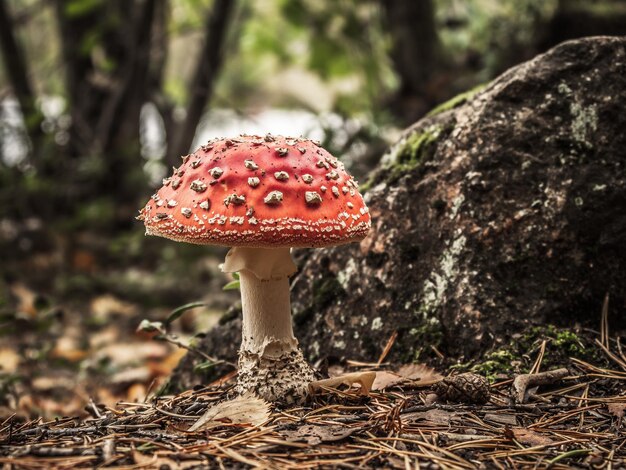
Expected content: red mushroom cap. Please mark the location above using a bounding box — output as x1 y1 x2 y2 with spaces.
138 135 371 248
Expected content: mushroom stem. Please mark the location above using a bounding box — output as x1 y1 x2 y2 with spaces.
238 270 297 356
222 246 316 403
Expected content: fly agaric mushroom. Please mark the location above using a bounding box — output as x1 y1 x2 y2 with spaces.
138 134 371 402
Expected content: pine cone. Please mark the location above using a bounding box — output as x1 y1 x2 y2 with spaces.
432 373 490 404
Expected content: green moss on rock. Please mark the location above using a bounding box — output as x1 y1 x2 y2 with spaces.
456 324 604 382
407 319 444 361
426 84 487 117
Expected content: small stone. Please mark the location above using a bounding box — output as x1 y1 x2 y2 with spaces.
264 191 283 205
302 174 314 184
248 177 260 187
181 207 192 218
305 191 322 205
275 147 289 157
199 200 211 210
190 180 207 192
331 186 340 197
209 167 224 178
244 160 259 170
274 171 289 181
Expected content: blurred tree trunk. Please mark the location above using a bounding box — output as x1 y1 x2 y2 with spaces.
2 0 237 224
541 0 626 50
0 1 44 152
54 0 160 213
167 0 236 166
380 0 442 124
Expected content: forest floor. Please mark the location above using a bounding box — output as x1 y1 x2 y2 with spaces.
0 227 625 468
0 334 625 469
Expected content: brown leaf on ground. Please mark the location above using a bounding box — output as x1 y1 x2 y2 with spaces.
280 424 355 445
98 342 169 366
0 347 20 373
10 283 38 317
31 375 76 392
372 364 443 390
132 450 206 469
188 393 270 432
505 427 554 446
607 402 626 418
90 294 138 320
309 371 376 396
402 408 455 425
397 363 443 382
126 383 147 403
19 395 85 417
371 371 405 390
110 366 152 386
485 413 518 426
51 335 88 362
148 348 187 376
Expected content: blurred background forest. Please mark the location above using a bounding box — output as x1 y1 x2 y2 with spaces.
1 0 626 417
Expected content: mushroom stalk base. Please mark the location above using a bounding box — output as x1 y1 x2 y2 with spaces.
223 247 316 403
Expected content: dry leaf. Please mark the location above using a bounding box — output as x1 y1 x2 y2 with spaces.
484 413 518 426
506 427 553 446
126 383 147 402
32 375 76 391
91 294 138 319
402 409 454 425
0 347 20 373
10 283 37 317
51 335 88 362
372 364 443 390
133 450 205 469
148 348 187 376
188 393 270 432
607 402 626 418
396 363 443 384
98 342 168 366
280 424 355 445
110 366 152 385
308 371 376 396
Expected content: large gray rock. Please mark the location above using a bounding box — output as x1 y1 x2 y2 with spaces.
171 36 626 389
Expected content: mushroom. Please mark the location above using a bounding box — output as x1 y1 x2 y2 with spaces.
138 134 371 403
